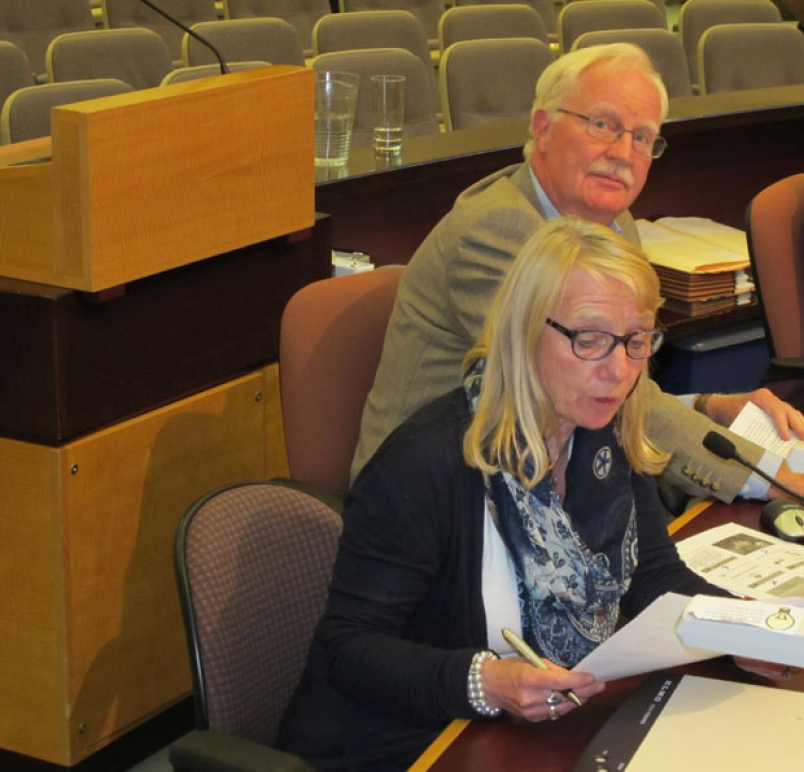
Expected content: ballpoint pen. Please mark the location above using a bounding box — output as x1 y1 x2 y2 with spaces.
501 627 584 707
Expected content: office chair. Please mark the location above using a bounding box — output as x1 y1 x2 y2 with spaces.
746 173 804 409
223 0 333 59
279 267 405 501
453 0 558 45
437 4 550 52
103 0 219 63
697 22 804 95
170 480 341 772
183 18 305 68
0 78 134 144
339 0 445 53
0 0 95 83
312 10 439 111
558 0 666 54
571 27 693 98
678 0 782 90
46 28 174 90
160 61 270 86
439 37 554 130
0 42 36 117
312 49 440 147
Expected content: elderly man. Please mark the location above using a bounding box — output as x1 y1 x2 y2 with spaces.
351 43 804 503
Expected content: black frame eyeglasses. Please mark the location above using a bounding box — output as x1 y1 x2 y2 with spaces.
545 318 664 361
556 108 668 159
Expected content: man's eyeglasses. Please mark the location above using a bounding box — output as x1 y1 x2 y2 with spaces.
556 108 668 159
545 318 664 361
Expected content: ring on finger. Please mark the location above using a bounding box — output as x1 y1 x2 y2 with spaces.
546 691 562 707
548 704 560 721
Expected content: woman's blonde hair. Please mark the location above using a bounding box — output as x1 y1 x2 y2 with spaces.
463 217 668 487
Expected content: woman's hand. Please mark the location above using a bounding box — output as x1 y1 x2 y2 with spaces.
481 656 605 722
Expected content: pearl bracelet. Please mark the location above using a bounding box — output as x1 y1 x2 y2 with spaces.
467 650 501 718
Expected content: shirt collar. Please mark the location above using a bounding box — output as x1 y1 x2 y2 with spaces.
527 165 622 235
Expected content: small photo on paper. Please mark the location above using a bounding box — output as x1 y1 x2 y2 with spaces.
713 532 775 556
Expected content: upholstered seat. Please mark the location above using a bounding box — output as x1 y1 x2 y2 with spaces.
698 22 804 94
184 17 305 67
1 78 133 144
47 28 173 90
439 37 554 130
558 0 667 54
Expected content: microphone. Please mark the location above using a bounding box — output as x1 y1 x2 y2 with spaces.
702 430 804 506
138 0 229 75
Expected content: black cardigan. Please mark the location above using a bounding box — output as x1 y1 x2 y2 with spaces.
277 389 723 771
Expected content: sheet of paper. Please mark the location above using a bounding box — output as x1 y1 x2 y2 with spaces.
728 402 804 472
676 522 804 600
571 593 719 681
729 401 798 456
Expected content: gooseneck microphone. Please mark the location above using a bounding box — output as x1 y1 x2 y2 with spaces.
702 430 804 506
138 0 229 75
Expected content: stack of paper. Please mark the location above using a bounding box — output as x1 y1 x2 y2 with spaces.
636 217 755 317
676 595 804 667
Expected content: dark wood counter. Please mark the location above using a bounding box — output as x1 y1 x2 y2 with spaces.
316 85 804 262
316 86 803 341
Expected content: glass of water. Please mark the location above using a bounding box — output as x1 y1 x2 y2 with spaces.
371 74 406 156
314 71 360 167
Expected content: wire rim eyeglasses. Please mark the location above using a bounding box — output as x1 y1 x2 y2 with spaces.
556 108 668 159
545 318 664 361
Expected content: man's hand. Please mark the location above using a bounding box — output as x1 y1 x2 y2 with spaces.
703 389 804 440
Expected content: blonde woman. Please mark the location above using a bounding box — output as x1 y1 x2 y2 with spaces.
278 219 775 772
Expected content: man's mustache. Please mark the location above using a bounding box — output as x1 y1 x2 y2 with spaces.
588 161 635 187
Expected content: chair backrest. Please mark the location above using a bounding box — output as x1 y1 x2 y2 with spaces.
558 0 667 54
47 28 174 90
161 61 270 85
679 0 782 88
0 78 134 144
439 37 553 130
0 0 95 80
279 267 405 501
184 18 305 66
454 0 558 43
312 10 438 111
339 0 446 49
312 48 440 147
746 173 804 361
438 4 550 52
0 42 35 116
174 481 342 744
103 0 219 62
224 0 333 57
698 22 804 94
572 27 693 98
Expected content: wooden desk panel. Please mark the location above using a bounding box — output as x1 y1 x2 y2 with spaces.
315 87 803 342
316 86 804 268
0 216 331 445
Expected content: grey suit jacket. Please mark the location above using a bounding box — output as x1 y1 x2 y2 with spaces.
352 163 763 501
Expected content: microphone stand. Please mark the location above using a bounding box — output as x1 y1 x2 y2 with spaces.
138 0 230 74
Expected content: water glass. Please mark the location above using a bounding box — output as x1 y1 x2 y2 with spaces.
315 71 360 167
371 74 406 155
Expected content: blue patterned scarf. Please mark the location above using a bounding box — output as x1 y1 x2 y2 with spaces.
465 358 637 667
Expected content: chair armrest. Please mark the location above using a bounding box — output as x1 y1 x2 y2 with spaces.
169 730 315 772
764 358 804 382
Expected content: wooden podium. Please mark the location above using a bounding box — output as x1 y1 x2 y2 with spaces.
0 65 314 291
0 67 329 766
